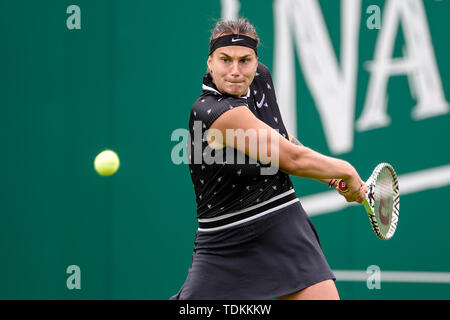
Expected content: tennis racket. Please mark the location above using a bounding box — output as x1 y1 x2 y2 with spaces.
336 163 400 240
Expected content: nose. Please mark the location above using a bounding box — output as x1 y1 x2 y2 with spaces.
230 61 241 77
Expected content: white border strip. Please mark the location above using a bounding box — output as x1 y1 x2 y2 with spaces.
198 198 299 232
334 270 450 284
300 164 450 217
198 189 295 223
202 84 222 95
202 84 250 98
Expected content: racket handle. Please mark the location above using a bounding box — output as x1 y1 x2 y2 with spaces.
336 179 349 193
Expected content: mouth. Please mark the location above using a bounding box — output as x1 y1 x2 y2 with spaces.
227 81 244 86
223 80 247 96
226 79 244 84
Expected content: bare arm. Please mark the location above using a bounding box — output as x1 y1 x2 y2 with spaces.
208 107 365 203
287 133 337 187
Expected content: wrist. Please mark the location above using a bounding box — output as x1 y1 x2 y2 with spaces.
341 161 356 180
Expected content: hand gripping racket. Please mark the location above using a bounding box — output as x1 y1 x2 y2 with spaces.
337 163 400 240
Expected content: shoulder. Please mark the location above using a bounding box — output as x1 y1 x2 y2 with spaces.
192 93 248 113
256 62 273 81
257 62 271 76
190 93 249 130
254 62 274 89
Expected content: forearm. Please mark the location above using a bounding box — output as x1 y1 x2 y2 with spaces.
288 146 354 180
287 134 366 202
287 133 353 182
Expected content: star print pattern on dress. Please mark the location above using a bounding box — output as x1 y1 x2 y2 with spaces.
188 62 295 223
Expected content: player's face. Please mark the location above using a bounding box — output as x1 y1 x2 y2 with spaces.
207 46 258 97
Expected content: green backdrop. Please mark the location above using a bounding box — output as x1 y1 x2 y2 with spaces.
1 0 449 299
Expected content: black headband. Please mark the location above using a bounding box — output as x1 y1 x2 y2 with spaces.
209 34 258 56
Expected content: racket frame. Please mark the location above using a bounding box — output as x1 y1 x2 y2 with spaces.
335 163 400 240
364 163 400 240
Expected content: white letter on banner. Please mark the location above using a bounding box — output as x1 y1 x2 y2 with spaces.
357 0 449 131
220 0 240 20
273 0 361 155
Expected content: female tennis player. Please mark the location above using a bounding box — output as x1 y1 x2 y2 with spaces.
171 19 367 300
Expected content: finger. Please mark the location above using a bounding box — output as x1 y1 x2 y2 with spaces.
341 192 352 202
329 179 337 188
349 193 359 203
349 190 363 204
358 189 366 203
362 183 368 193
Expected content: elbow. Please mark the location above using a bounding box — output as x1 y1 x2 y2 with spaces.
282 146 305 176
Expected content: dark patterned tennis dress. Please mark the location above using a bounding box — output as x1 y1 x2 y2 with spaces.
171 62 335 300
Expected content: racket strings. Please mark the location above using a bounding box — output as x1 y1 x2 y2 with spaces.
366 163 399 240
374 168 394 227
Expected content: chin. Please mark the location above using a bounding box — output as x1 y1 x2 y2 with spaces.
231 91 246 97
227 85 247 97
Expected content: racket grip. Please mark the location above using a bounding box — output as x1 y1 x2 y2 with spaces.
336 179 349 193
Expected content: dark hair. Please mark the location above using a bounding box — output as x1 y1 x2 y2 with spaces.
209 18 260 53
207 19 259 74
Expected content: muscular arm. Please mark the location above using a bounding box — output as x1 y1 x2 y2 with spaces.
287 133 336 187
208 106 366 202
287 133 302 147
208 106 355 181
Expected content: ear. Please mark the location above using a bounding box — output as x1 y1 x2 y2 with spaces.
207 55 213 73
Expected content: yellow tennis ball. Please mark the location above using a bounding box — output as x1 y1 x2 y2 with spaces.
94 150 120 176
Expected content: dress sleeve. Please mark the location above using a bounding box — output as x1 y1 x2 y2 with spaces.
191 95 250 131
